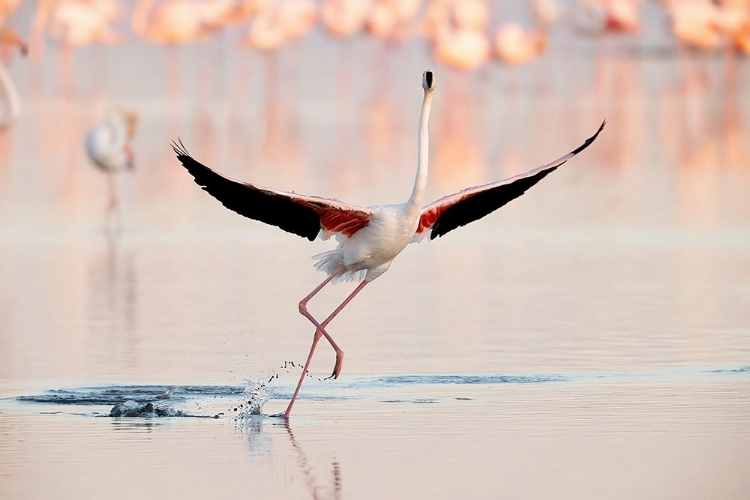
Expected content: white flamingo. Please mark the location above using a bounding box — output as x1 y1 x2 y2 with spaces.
85 108 138 214
172 70 605 418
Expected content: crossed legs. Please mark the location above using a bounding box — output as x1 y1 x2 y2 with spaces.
283 266 369 419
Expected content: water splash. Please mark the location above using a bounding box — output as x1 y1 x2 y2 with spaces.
236 379 271 417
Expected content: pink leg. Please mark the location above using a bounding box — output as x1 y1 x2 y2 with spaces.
297 265 347 375
284 279 369 419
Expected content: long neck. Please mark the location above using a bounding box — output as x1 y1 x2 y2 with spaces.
0 63 21 125
405 90 433 215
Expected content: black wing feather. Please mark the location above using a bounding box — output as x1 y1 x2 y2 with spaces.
172 142 321 241
428 120 605 239
431 168 557 239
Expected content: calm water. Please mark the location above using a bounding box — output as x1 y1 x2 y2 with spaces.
2 4 750 498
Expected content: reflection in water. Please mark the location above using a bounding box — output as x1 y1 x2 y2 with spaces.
285 421 342 500
88 232 139 369
235 415 342 500
238 416 343 500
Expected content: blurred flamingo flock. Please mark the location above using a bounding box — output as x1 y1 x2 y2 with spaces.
0 0 749 226
2 0 750 74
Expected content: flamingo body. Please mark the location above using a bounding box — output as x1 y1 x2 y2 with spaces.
173 70 604 417
494 24 547 65
86 109 137 171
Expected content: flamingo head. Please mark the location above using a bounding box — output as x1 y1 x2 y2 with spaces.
422 69 435 92
0 26 28 57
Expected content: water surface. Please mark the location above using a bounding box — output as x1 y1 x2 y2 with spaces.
2 4 750 498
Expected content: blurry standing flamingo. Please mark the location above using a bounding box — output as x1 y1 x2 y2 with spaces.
427 0 491 70
238 0 317 168
0 25 25 128
668 0 750 52
45 0 124 46
200 0 256 30
132 0 207 44
172 70 605 418
734 19 750 53
667 0 725 51
85 108 138 214
574 0 641 35
494 24 547 65
238 0 317 51
30 0 123 93
321 0 370 37
492 0 557 66
133 0 257 42
365 0 422 42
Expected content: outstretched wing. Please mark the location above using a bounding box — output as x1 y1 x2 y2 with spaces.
172 141 373 241
416 121 605 240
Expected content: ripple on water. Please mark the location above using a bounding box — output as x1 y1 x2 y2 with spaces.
10 366 750 418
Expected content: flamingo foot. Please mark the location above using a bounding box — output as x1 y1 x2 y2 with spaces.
327 350 344 380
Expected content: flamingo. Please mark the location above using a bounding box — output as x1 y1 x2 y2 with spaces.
85 108 138 214
132 0 225 44
365 0 422 42
0 25 25 128
172 70 605 418
321 0 370 37
494 24 548 65
427 0 491 71
238 0 317 51
45 0 124 46
574 0 641 36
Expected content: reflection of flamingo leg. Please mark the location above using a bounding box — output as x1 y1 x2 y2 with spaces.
284 421 344 499
107 171 118 212
104 171 123 229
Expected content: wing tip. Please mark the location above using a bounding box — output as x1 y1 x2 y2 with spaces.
570 119 606 156
170 138 190 158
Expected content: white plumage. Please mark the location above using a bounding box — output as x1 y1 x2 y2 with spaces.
85 109 136 171
86 108 137 213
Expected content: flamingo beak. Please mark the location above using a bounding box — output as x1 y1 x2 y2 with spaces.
124 111 139 139
0 27 27 57
422 69 435 92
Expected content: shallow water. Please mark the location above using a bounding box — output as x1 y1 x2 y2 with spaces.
2 3 750 498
